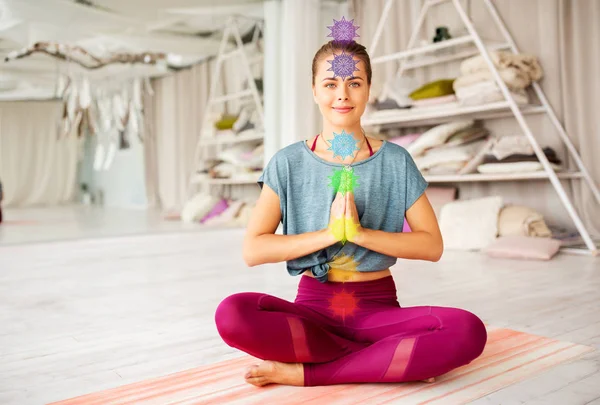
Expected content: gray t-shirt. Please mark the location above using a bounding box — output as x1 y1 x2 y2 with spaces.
258 140 428 283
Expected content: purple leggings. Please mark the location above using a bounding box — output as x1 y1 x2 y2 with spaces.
215 275 487 386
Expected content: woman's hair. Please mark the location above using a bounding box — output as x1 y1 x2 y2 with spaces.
311 41 372 86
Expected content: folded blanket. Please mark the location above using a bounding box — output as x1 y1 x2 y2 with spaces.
460 51 543 82
483 147 561 165
406 120 474 157
477 161 561 173
414 140 487 170
498 205 552 238
488 135 561 162
458 137 495 174
441 127 490 148
453 68 532 91
455 81 529 106
411 94 457 107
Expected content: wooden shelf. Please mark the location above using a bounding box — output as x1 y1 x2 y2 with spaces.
424 171 584 183
191 173 261 185
371 35 475 65
202 131 264 146
362 102 546 128
402 41 509 71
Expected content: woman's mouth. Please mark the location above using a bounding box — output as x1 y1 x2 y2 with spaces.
332 107 354 114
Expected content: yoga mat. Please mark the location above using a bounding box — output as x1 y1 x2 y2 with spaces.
51 327 594 405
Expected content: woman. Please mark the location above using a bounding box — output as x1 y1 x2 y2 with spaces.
215 40 487 387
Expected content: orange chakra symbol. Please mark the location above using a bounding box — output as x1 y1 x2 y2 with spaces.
328 289 360 321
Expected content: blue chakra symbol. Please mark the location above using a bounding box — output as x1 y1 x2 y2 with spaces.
327 17 360 43
327 52 359 81
327 130 360 160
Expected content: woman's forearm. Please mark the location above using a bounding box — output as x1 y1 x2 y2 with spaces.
243 229 335 267
353 228 443 262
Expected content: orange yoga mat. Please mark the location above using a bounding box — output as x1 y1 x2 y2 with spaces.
51 327 594 405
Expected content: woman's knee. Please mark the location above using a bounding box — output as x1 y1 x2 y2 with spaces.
214 292 261 342
456 310 487 358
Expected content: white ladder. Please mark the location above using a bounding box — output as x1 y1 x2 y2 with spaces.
188 16 264 198
369 0 600 255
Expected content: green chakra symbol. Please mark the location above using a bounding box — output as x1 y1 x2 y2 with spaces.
328 166 359 194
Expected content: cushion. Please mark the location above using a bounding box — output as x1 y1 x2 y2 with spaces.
484 236 561 260
388 133 421 148
409 79 456 100
203 200 246 226
181 194 219 223
214 115 238 130
439 196 504 250
201 199 230 224
498 205 552 238
414 140 487 171
406 120 474 157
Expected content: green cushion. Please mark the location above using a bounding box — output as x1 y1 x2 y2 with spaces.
409 79 456 100
214 115 238 130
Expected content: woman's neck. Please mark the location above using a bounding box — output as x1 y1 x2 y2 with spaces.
320 123 364 144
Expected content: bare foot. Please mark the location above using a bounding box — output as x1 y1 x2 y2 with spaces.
244 360 304 387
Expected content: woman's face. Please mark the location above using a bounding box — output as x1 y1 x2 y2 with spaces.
312 55 370 128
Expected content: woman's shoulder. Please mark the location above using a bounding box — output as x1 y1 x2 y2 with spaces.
267 140 307 164
379 139 413 160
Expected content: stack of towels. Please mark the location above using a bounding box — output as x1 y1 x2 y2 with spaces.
477 135 561 174
389 119 492 174
453 51 543 106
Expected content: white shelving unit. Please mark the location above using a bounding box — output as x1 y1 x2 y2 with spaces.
188 16 265 194
424 171 584 184
364 101 546 127
366 0 600 255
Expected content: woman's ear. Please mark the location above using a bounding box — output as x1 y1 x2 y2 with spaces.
312 86 318 104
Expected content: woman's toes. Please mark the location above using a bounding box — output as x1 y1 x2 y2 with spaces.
246 376 269 387
244 365 260 379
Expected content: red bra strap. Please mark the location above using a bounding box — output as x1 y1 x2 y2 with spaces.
366 137 374 156
311 134 319 152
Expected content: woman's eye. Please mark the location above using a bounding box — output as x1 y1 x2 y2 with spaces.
350 82 360 88
325 83 336 89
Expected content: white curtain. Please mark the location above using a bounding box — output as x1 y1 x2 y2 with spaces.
263 0 349 161
558 0 600 235
146 62 211 211
0 101 78 207
351 0 600 235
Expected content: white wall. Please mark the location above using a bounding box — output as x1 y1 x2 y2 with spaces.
79 131 148 209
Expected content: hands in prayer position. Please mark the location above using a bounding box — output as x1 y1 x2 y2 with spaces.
327 192 363 244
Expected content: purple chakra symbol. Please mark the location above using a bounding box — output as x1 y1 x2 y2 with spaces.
327 52 360 81
327 16 360 43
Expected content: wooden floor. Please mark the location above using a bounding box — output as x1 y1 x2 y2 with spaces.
0 208 599 404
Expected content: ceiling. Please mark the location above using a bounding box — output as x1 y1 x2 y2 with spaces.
0 0 264 100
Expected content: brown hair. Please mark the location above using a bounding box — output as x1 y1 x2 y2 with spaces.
311 41 372 86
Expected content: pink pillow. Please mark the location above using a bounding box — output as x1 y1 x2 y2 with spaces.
389 133 421 147
200 199 229 224
484 236 561 260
